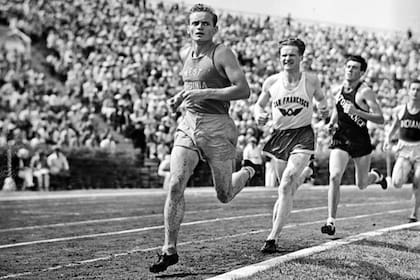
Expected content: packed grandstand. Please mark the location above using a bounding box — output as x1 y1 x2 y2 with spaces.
0 0 419 189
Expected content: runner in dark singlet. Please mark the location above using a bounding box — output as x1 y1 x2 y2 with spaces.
330 82 373 157
321 55 387 236
384 79 420 223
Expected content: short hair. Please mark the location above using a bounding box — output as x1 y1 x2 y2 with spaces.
346 55 368 72
188 3 218 26
278 38 306 56
409 79 420 86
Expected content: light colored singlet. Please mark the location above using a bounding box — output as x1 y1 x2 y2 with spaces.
269 72 313 130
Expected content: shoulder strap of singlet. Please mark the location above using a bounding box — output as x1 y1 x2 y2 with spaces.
211 43 222 66
354 82 363 93
354 82 369 112
211 43 228 79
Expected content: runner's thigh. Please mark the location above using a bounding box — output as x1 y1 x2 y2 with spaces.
392 157 412 187
169 146 200 191
353 153 372 186
208 158 234 191
329 149 350 177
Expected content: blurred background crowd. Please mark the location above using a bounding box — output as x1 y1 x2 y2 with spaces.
0 0 419 188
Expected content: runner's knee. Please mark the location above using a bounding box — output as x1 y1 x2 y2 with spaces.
278 173 296 195
216 193 230 203
356 180 368 190
329 172 342 186
392 178 404 189
392 173 406 188
167 177 186 200
216 187 232 203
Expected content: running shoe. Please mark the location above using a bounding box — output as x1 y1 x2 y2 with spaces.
321 223 336 235
242 160 256 179
149 252 179 273
408 217 418 223
260 239 277 254
371 168 388 190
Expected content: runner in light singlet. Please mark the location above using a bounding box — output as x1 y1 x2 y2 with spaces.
255 38 329 253
384 79 420 223
321 55 387 236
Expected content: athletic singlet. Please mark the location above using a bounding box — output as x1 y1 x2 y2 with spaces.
335 82 369 140
269 72 313 130
181 43 231 114
399 105 420 142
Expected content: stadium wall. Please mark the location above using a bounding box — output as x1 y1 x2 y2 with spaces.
0 147 394 190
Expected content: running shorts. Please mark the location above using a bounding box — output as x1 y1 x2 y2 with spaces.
263 125 314 161
395 139 420 163
329 128 373 158
174 110 237 162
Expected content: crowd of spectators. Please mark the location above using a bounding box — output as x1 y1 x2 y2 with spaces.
1 0 420 171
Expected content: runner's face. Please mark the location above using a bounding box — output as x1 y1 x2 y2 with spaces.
280 46 301 70
188 12 217 42
408 82 420 102
344 61 363 82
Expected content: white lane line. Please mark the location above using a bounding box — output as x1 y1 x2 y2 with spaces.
0 200 405 233
0 187 275 201
0 213 269 249
207 220 420 280
0 208 224 233
0 200 407 248
0 184 402 201
0 208 410 279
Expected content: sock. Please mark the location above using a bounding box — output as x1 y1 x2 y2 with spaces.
327 217 335 225
162 246 177 255
242 166 255 179
371 169 382 182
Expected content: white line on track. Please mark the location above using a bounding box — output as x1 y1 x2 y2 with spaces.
0 201 402 250
0 208 224 233
0 187 273 201
0 200 406 248
0 184 400 201
207 220 420 280
0 200 405 234
0 208 411 279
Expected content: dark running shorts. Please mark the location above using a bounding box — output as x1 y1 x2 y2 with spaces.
329 129 373 158
263 125 314 161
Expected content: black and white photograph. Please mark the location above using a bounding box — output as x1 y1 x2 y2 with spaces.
0 0 419 279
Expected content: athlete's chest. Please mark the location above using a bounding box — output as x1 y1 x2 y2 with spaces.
182 57 215 79
337 89 368 111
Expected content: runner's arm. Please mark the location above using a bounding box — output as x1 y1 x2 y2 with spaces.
384 106 402 146
353 88 385 124
254 77 273 125
311 74 329 120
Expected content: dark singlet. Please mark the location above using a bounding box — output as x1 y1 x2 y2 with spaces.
399 105 420 142
181 43 231 114
335 83 370 141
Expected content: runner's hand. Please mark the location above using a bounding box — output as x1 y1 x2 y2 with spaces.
328 123 338 135
383 139 391 151
319 107 329 120
256 112 270 126
343 103 357 115
168 91 184 113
